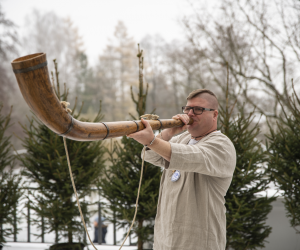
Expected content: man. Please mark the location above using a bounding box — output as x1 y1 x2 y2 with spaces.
127 89 236 250
93 217 108 244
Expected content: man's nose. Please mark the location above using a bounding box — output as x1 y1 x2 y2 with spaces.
187 109 194 116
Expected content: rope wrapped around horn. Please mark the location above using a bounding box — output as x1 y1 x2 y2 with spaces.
11 53 193 141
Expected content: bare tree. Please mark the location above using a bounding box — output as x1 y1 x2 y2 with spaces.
92 21 137 121
22 10 84 98
0 3 17 58
183 0 300 117
95 44 120 121
140 34 221 118
140 34 171 117
163 41 215 112
0 2 28 150
0 2 18 110
113 21 137 116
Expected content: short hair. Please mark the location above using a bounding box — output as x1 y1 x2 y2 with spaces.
187 89 219 110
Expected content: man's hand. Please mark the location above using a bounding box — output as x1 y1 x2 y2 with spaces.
161 114 190 140
128 118 172 161
127 118 155 145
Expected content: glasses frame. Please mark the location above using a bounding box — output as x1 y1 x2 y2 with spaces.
182 106 215 115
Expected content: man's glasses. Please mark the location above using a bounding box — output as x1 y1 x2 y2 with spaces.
182 106 215 115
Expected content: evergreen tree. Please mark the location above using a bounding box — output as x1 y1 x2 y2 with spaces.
267 86 300 234
219 84 276 250
100 45 161 250
18 61 106 245
0 104 22 245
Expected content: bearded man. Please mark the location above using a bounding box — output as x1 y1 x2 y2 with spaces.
127 89 236 250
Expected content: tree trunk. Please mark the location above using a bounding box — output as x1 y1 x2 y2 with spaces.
151 77 157 112
172 77 179 114
55 228 58 244
68 224 73 243
68 198 73 243
137 219 144 250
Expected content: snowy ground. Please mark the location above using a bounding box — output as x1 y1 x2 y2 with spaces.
2 198 137 246
2 216 137 250
2 185 139 249
2 242 137 250
4 159 139 248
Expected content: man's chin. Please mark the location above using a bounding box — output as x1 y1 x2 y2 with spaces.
187 125 194 134
187 124 201 135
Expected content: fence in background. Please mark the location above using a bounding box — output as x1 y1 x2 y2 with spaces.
1 187 135 246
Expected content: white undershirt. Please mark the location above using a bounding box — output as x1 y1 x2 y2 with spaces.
188 130 221 145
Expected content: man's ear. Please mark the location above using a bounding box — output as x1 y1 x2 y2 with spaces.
213 110 218 119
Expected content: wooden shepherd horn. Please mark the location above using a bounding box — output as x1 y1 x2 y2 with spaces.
11 53 193 141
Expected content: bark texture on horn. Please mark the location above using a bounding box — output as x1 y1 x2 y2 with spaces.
11 53 193 141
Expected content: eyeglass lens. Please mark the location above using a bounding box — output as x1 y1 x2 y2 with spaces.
182 106 204 115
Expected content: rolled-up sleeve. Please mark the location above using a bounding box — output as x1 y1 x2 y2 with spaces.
142 149 166 168
141 133 182 168
168 136 236 178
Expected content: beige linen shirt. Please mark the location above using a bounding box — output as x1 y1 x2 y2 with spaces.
144 131 236 250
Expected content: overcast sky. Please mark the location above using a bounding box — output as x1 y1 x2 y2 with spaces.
2 0 194 63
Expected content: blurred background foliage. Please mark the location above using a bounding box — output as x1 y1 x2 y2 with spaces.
2 0 300 149
1 0 300 248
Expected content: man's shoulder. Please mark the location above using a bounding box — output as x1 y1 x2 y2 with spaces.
203 131 235 150
171 131 235 147
204 131 228 140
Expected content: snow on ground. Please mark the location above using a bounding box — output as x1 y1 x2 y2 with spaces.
2 242 137 250
2 192 135 246
4 151 137 248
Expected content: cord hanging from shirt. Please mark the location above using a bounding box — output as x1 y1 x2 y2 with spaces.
191 129 217 139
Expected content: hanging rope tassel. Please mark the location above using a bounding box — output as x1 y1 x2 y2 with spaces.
61 100 146 250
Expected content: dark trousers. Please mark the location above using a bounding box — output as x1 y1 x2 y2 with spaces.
93 227 107 243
